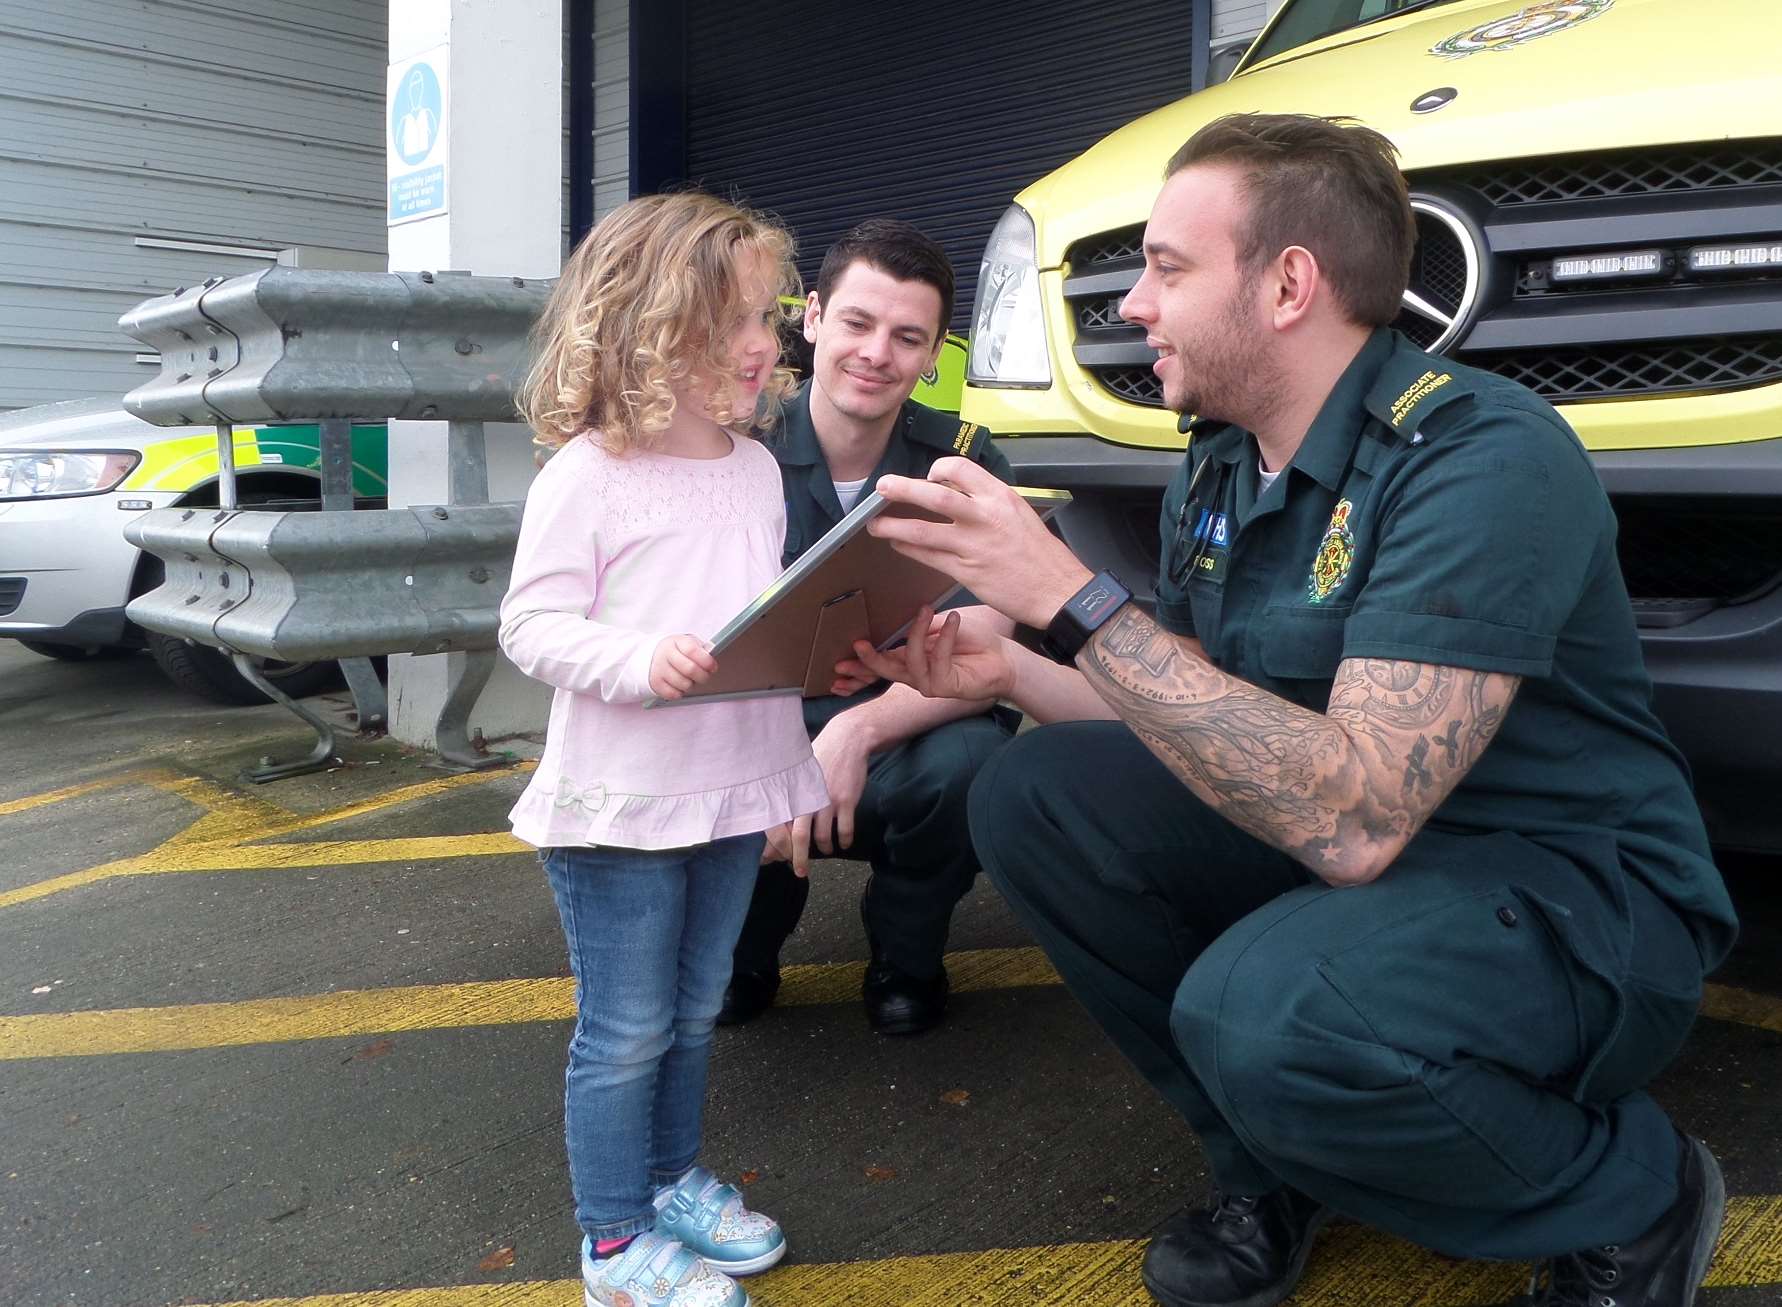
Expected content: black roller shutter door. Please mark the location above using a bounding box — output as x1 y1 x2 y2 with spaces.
682 1 1203 330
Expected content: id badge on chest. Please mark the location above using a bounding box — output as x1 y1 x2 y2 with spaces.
1179 504 1231 587
1170 456 1235 591
1193 509 1231 585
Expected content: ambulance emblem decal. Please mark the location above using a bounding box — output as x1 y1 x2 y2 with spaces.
1430 0 1613 60
1308 499 1356 604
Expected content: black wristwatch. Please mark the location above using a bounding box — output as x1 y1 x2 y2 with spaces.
1041 570 1132 664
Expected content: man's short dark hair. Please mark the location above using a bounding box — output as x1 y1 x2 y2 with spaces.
815 218 955 341
1167 113 1414 327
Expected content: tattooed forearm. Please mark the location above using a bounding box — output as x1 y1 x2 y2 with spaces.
1081 606 1520 884
1100 609 1184 678
1403 736 1435 796
1357 661 1456 728
1328 657 1516 786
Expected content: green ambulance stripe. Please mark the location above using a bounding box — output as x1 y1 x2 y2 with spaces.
121 425 389 497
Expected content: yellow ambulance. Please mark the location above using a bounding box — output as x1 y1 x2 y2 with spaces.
961 0 1782 851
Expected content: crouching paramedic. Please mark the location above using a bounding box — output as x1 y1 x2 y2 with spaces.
851 113 1739 1307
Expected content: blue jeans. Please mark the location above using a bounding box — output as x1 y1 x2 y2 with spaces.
543 833 764 1241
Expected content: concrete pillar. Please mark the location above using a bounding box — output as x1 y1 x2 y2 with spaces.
385 0 560 748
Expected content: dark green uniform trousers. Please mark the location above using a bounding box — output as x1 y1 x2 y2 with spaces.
733 701 1015 979
970 721 1705 1260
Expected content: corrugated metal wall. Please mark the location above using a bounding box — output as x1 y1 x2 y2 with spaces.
0 0 387 412
682 0 1203 332
583 2 1278 280
592 0 629 221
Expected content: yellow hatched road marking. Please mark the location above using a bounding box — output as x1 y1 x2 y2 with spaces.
0 948 1057 1059
0 770 151 817
0 977 571 1059
1703 981 1782 1034
252 767 536 840
142 832 528 872
4 950 1778 1062
172 1196 1782 1306
10 773 1781 1303
0 762 534 911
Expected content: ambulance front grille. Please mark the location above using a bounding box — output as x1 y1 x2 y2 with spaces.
1064 140 1782 411
1613 501 1782 605
1479 335 1782 404
1444 141 1782 208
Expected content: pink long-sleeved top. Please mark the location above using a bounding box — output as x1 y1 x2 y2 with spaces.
499 430 827 850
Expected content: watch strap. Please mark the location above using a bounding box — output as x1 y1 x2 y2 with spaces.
1042 571 1132 663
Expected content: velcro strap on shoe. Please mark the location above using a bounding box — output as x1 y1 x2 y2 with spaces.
664 1188 716 1232
609 1231 670 1282
664 1165 740 1228
612 1232 702 1293
654 1241 700 1285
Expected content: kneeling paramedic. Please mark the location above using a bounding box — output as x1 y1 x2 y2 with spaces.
851 113 1738 1307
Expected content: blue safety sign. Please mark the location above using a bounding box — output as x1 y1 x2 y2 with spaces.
387 52 449 225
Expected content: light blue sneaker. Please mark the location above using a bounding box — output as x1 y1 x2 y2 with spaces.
581 1230 748 1307
653 1166 786 1276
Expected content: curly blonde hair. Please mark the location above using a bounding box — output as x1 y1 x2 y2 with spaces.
522 191 802 452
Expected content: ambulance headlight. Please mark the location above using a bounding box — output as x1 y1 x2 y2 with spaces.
0 450 141 500
967 205 1052 389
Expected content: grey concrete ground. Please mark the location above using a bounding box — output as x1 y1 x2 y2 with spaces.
1 637 1778 1307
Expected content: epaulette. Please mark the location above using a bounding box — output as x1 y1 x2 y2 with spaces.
1365 362 1472 441
906 402 995 462
949 418 991 461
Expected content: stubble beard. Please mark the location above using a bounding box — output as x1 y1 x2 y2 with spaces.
1169 287 1284 434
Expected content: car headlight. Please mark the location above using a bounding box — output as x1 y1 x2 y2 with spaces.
967 204 1051 389
0 449 141 501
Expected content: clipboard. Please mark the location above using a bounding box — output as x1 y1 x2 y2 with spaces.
646 484 1072 706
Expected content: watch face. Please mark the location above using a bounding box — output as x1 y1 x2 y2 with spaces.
1046 572 1129 663
1073 581 1125 624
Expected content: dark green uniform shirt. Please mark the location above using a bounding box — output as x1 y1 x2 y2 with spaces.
1153 328 1737 967
768 385 1014 732
769 386 1012 564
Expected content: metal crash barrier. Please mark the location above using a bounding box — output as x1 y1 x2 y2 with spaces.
119 267 550 780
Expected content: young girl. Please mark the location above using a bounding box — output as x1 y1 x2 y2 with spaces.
501 191 829 1307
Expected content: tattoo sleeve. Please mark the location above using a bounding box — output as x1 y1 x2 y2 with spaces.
1080 606 1520 883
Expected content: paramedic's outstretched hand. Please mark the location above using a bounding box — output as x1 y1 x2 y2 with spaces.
803 711 868 864
762 814 818 877
828 666 879 696
870 458 1092 630
842 605 1014 704
648 634 717 700
760 714 869 877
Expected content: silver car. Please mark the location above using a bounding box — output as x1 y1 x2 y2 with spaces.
0 398 387 703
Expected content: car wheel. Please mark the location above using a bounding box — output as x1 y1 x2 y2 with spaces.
132 497 344 708
17 639 130 662
144 631 342 707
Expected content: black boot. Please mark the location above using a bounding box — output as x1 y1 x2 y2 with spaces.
716 968 780 1026
719 864 806 1026
862 962 949 1036
1493 1134 1725 1306
1142 1187 1328 1307
860 890 948 1036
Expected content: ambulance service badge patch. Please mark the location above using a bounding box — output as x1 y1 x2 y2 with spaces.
1430 0 1613 60
1307 499 1355 604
